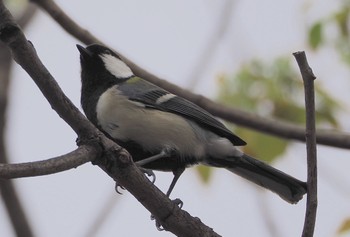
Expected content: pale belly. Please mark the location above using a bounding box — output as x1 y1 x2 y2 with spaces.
96 88 207 159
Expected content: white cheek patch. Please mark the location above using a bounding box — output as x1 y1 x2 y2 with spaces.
100 54 134 79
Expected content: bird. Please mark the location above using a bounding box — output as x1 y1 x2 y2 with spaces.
77 43 307 204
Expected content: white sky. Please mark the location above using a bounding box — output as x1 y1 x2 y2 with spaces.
2 0 350 236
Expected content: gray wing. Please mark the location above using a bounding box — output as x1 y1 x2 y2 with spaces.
119 78 247 146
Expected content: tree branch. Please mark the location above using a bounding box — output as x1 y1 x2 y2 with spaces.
0 43 35 237
30 0 102 45
186 0 235 89
30 0 350 149
0 145 99 179
293 51 318 237
0 2 221 236
0 179 33 237
0 3 38 236
98 147 222 237
84 194 119 237
16 2 37 27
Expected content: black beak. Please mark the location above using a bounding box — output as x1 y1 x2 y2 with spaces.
76 44 92 59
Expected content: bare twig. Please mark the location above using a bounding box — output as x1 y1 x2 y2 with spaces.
30 0 101 45
0 179 33 237
293 51 318 237
186 0 234 89
30 0 350 149
0 44 35 237
0 3 221 236
84 194 119 237
17 2 37 27
256 191 281 237
0 145 99 179
0 3 38 236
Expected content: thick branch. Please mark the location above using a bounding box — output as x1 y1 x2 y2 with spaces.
0 4 38 236
0 3 221 236
31 0 350 149
0 13 95 137
293 51 318 237
98 147 221 237
0 145 99 179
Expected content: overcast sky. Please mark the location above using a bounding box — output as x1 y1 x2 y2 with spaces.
2 0 350 236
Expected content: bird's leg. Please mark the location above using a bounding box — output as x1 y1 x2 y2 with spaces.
166 168 185 198
135 149 169 166
152 168 185 231
115 150 170 194
115 167 157 194
134 149 172 185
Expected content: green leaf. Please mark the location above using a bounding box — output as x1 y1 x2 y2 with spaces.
338 218 350 234
334 7 350 37
233 127 288 163
217 57 340 164
196 165 212 183
308 22 323 49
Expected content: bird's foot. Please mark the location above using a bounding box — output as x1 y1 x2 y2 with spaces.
114 182 125 194
151 198 183 231
172 198 183 208
139 167 156 184
114 167 156 194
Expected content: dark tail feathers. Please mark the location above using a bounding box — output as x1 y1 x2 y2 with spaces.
209 154 307 204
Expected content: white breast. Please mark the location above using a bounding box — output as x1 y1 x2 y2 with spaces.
96 87 206 159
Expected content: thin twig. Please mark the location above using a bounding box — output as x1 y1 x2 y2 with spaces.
0 44 35 237
16 2 37 27
84 194 119 237
186 0 234 89
293 51 318 237
30 0 102 45
0 145 99 179
0 3 38 236
30 0 350 149
257 190 281 237
0 180 33 237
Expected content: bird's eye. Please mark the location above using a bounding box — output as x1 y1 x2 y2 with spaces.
104 50 112 55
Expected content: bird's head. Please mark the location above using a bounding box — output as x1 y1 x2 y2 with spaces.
77 44 134 81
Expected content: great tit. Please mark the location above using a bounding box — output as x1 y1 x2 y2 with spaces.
77 44 307 204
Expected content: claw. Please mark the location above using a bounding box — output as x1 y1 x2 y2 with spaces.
150 214 165 231
156 221 165 231
115 168 155 194
172 198 183 209
150 198 184 231
139 167 156 183
115 182 125 194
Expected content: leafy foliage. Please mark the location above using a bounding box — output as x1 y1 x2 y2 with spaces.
307 2 350 64
194 2 350 235
196 165 212 183
305 2 350 235
338 218 350 235
309 21 323 50
217 57 339 162
196 57 339 181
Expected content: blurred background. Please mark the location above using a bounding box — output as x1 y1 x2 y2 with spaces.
1 0 350 236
